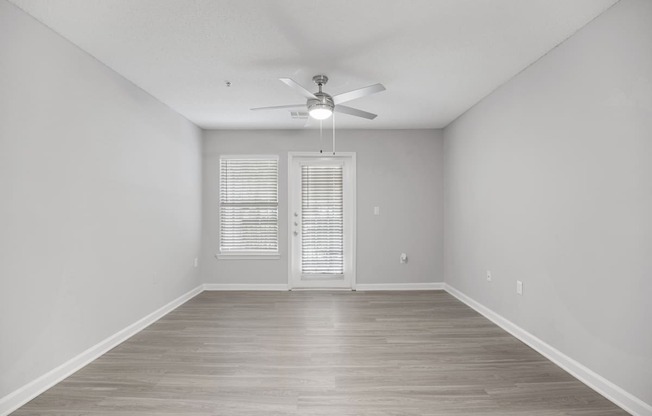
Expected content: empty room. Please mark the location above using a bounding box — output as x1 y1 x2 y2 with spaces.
1 0 650 415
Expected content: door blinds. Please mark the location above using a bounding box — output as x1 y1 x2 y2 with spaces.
301 164 344 275
219 157 278 254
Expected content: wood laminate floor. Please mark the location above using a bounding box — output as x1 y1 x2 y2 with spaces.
12 291 627 415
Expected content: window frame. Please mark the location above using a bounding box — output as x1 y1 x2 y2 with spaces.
217 154 280 260
300 162 345 275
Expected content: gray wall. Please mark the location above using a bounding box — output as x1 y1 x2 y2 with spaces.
443 0 652 405
202 129 444 286
0 1 202 398
3 0 649 408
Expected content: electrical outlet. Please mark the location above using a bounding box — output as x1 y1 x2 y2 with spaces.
400 253 408 264
486 270 492 282
374 206 380 215
194 258 199 268
516 280 523 295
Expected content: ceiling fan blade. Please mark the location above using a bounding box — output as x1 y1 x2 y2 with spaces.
334 105 377 120
279 78 317 99
250 104 305 111
332 83 385 105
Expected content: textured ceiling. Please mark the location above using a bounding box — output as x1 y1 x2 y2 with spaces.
10 0 617 129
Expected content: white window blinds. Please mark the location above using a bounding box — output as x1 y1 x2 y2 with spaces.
301 164 344 275
219 157 278 254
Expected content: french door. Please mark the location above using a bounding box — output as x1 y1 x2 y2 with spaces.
288 153 356 289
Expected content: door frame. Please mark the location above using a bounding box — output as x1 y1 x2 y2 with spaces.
287 152 356 290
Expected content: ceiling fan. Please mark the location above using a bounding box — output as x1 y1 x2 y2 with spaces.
251 75 386 121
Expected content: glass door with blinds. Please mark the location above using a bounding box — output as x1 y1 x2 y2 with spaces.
289 153 356 289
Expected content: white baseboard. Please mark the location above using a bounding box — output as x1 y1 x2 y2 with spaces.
202 283 445 291
5 282 647 416
356 282 445 291
0 284 203 416
444 284 652 416
203 283 289 291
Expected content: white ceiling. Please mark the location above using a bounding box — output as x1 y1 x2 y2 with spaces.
10 0 617 129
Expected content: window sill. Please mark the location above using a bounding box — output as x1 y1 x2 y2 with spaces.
215 253 281 260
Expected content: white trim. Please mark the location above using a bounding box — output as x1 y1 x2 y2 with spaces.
202 283 289 291
215 253 281 260
0 285 203 416
6 283 646 416
356 282 445 291
219 154 280 160
288 152 357 290
444 284 652 416
287 152 357 158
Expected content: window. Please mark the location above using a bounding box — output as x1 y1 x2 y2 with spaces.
219 156 279 257
301 164 344 275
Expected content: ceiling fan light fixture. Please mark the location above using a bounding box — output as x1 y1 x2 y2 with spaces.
308 105 333 120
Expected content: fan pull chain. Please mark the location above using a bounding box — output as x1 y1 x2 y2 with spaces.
319 120 323 153
332 112 336 155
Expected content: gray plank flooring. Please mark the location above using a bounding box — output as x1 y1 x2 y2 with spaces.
12 291 628 415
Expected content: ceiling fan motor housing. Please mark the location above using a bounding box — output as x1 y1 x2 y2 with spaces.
308 75 334 115
307 92 334 114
